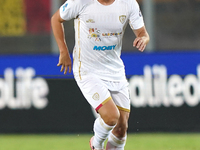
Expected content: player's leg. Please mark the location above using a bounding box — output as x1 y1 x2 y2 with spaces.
91 98 120 150
75 74 120 150
106 109 130 150
98 99 120 126
105 81 130 150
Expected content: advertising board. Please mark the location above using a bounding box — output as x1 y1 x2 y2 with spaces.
0 52 200 133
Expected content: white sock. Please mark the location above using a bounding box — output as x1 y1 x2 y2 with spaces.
106 132 127 150
93 117 115 149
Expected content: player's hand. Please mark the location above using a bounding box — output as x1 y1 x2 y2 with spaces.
57 52 72 74
133 37 147 52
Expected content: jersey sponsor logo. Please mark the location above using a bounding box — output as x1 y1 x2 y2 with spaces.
93 45 116 51
102 32 122 37
88 28 123 41
63 3 68 11
119 15 126 24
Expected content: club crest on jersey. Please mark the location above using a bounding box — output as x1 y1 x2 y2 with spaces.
119 15 126 24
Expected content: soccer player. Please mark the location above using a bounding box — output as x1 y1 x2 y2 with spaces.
51 0 149 149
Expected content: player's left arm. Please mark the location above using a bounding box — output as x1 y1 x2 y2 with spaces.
133 26 150 52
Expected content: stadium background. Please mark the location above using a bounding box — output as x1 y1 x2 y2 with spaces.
0 0 200 135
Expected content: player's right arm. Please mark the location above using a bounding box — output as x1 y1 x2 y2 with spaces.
51 10 72 74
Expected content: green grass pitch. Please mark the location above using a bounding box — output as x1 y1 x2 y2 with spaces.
0 133 200 150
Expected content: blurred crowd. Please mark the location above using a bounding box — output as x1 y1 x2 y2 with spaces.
0 0 199 54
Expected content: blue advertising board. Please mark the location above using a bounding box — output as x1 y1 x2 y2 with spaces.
0 54 73 78
122 51 200 76
0 51 200 77
0 52 200 133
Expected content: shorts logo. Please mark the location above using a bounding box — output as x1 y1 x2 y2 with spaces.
119 15 126 24
92 93 100 101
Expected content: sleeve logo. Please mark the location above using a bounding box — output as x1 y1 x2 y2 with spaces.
63 3 68 11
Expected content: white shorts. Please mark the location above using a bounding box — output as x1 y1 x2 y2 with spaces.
74 73 131 112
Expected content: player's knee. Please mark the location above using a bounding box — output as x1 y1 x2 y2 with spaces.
104 111 120 126
114 122 128 137
118 125 128 137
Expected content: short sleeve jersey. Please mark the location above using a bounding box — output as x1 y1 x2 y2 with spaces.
60 0 144 81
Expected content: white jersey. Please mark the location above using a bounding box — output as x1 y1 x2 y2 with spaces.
60 0 144 81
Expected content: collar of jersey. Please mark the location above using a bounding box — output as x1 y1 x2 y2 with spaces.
95 0 117 7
